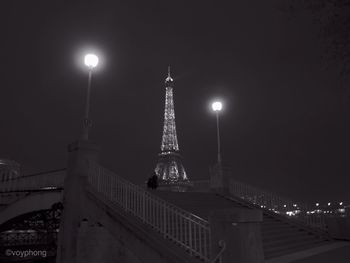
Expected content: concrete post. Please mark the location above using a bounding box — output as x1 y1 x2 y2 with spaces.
209 208 264 263
209 164 230 194
56 140 99 263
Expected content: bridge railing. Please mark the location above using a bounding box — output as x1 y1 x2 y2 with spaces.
88 164 212 262
0 230 58 246
229 179 328 230
0 169 65 193
302 213 327 230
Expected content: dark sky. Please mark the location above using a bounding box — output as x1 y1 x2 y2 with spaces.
0 0 349 204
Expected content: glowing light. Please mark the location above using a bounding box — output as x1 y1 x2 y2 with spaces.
328 202 331 206
84 54 99 68
286 211 296 216
340 202 343 206
212 101 223 112
165 65 173 82
166 75 173 82
316 203 319 207
283 204 287 208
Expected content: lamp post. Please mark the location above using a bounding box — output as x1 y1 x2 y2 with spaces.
82 53 99 140
212 101 223 165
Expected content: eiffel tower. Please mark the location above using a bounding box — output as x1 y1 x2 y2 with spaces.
154 66 191 192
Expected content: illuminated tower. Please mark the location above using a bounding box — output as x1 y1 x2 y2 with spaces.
154 66 191 191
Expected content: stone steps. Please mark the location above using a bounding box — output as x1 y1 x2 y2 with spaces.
262 228 313 242
259 211 330 258
152 190 332 260
264 240 330 259
219 195 333 259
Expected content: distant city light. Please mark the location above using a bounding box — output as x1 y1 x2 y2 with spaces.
316 203 319 207
212 101 223 112
286 209 301 216
84 54 99 68
328 202 331 206
340 202 343 206
283 204 287 208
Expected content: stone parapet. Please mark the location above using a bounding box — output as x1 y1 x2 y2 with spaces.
209 208 264 263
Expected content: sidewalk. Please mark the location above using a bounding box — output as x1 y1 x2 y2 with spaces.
266 242 350 263
293 243 350 263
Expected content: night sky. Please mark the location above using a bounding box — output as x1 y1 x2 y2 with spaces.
1 0 349 204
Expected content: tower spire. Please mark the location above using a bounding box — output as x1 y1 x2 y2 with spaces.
165 65 173 83
153 67 190 191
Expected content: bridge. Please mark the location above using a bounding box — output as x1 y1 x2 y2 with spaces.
0 140 349 263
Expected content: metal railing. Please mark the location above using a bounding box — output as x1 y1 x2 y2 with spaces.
209 240 225 263
229 179 328 230
229 179 298 210
88 164 213 262
0 169 65 193
303 213 327 229
0 231 58 246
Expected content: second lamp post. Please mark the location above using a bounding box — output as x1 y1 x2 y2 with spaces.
82 53 99 140
212 101 223 165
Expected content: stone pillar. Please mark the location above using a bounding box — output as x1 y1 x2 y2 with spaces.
209 208 264 263
209 164 230 194
56 140 99 263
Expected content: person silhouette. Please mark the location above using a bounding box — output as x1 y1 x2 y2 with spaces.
147 171 158 189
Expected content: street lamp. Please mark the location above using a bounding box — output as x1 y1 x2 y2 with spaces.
82 53 99 140
212 101 223 165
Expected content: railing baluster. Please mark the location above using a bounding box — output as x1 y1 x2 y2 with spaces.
175 209 179 242
124 179 126 207
204 226 207 259
179 213 183 245
199 223 202 258
155 199 158 230
142 191 146 222
189 220 192 255
163 202 167 238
